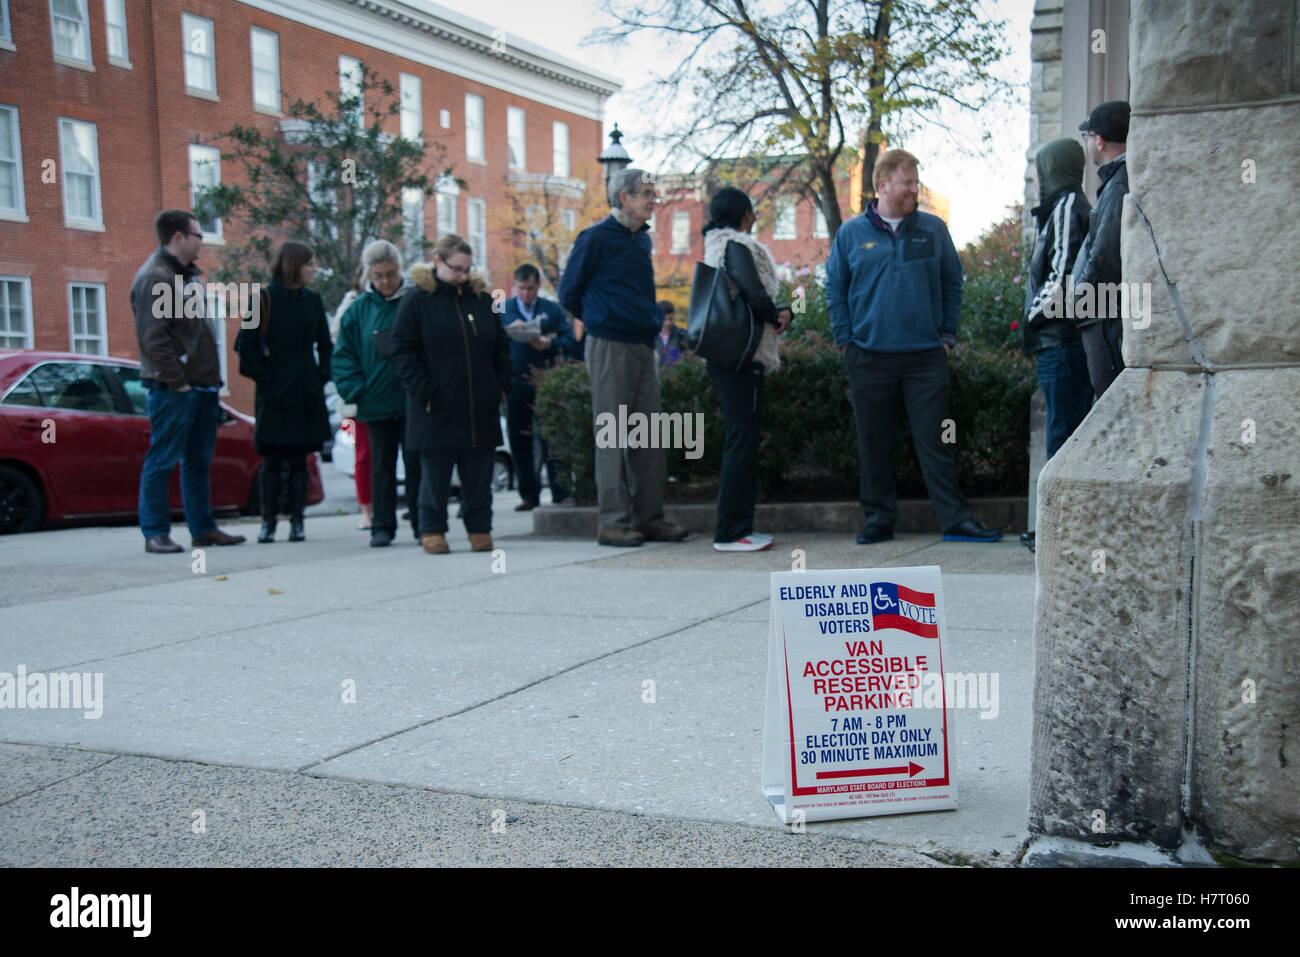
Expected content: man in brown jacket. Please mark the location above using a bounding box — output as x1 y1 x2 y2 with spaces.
131 209 244 552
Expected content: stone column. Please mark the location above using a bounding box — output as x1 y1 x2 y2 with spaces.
1029 0 1300 861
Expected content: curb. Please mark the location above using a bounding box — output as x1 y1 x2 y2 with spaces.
533 498 1027 537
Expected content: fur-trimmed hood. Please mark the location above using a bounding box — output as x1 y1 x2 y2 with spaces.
410 261 489 295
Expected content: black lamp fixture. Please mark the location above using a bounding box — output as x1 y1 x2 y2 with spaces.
598 124 632 193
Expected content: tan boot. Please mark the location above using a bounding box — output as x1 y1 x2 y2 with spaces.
468 533 493 552
422 532 450 555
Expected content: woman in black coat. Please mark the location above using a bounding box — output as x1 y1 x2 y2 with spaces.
392 234 509 555
235 241 332 543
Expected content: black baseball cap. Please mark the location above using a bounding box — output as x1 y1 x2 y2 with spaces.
1079 100 1130 144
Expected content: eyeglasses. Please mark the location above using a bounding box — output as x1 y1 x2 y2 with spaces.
184 231 203 239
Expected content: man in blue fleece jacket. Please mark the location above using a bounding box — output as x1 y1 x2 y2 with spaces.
826 149 1001 545
558 167 688 547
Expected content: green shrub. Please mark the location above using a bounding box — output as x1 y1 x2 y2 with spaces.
958 206 1031 353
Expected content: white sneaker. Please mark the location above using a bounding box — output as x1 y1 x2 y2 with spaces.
747 532 774 544
713 536 773 552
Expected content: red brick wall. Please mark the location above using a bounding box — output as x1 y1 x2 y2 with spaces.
0 0 604 414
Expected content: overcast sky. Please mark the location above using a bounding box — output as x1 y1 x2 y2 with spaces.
434 0 1035 246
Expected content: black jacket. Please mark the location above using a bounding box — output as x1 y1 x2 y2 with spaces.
724 241 778 326
1023 187 1091 353
234 277 332 448
1072 156 1128 327
392 263 510 452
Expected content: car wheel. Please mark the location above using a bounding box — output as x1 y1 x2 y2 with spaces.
492 452 513 492
0 465 44 534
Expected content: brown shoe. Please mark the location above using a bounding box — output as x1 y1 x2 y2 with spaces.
144 534 183 554
597 526 645 547
192 528 247 547
422 533 450 555
638 519 689 542
468 533 493 552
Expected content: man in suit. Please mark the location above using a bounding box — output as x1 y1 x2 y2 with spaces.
502 264 576 510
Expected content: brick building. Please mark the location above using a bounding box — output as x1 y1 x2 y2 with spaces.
0 0 620 413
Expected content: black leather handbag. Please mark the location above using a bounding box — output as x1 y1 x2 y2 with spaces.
684 260 763 371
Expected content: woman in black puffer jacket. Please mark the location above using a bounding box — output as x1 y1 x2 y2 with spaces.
392 234 510 555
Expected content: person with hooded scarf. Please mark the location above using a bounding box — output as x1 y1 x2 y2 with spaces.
333 240 422 548
1020 137 1095 552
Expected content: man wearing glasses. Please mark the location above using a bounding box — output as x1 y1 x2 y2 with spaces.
1073 101 1130 400
559 170 688 547
130 209 245 553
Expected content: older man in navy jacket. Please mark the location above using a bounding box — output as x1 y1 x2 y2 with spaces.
503 263 576 510
558 168 688 547
826 149 1001 545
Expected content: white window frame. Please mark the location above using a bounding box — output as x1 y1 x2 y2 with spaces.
401 186 424 260
307 161 336 241
464 94 484 163
205 287 229 393
58 117 102 229
51 0 92 65
0 276 33 348
339 55 363 127
0 105 26 221
561 208 576 233
250 27 280 112
439 108 450 130
813 203 829 238
104 0 130 65
773 199 796 240
183 13 216 96
188 143 223 242
0 1 13 49
436 193 456 237
506 106 526 171
552 121 569 178
400 73 422 142
68 282 107 356
670 211 690 254
466 196 487 267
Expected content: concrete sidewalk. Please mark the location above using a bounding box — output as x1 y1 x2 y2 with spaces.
0 492 1035 867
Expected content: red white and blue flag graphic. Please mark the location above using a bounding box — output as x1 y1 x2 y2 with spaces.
869 582 939 638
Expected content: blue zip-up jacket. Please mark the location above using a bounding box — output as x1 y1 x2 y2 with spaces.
557 215 658 347
825 203 964 352
501 295 576 382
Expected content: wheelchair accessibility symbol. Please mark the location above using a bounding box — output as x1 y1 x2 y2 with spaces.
873 586 897 612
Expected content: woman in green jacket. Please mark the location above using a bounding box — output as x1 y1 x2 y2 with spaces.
332 240 420 548
235 242 332 543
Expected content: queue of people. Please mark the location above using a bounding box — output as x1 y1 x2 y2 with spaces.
133 108 1126 556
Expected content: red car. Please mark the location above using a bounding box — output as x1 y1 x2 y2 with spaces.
0 351 323 534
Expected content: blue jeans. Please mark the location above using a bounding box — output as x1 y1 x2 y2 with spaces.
1036 342 1093 459
138 387 219 539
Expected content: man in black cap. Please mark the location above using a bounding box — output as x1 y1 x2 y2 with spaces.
1073 100 1130 400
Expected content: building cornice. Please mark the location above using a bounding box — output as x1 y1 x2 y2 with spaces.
239 0 622 120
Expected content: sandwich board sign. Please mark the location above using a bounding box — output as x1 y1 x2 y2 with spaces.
761 565 957 823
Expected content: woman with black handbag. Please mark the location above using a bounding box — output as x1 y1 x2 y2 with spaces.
698 187 791 552
235 241 333 543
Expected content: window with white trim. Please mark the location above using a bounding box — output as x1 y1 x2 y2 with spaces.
307 161 336 241
205 287 228 391
188 143 222 240
183 13 215 95
506 106 525 171
464 94 484 162
813 203 829 238
466 197 486 267
401 186 424 261
561 208 576 232
105 0 129 63
51 0 91 63
58 117 101 226
68 283 107 356
436 192 456 237
0 1 12 47
773 200 796 240
400 73 422 141
670 211 690 254
552 121 569 178
251 28 280 110
439 109 450 129
0 277 32 348
0 105 25 217
339 55 363 127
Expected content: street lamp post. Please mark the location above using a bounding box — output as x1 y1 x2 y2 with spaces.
598 124 632 201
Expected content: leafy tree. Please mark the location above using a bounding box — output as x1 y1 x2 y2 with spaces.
958 203 1029 352
591 0 1012 236
493 161 609 292
192 64 456 312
